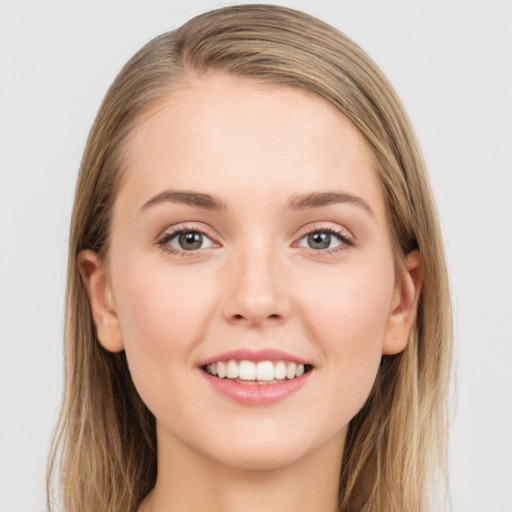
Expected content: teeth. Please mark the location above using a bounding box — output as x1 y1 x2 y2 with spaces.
226 360 238 379
274 361 286 379
205 359 309 382
217 361 226 379
286 362 296 380
239 360 256 380
256 361 274 381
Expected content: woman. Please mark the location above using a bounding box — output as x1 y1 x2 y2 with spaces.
47 5 452 511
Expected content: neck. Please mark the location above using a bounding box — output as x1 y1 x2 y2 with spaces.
140 424 345 512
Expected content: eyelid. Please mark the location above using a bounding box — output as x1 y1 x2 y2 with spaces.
297 222 353 240
294 222 354 252
156 223 221 255
155 221 354 257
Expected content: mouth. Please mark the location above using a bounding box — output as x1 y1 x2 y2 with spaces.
199 350 314 405
201 359 314 385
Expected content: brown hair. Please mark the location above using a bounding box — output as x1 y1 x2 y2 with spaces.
48 4 452 511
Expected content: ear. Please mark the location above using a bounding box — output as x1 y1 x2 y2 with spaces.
382 250 422 355
78 250 124 352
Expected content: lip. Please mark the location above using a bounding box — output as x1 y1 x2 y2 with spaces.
198 348 310 366
200 368 312 405
198 348 314 405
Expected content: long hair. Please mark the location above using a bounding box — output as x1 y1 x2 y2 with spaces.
48 5 452 511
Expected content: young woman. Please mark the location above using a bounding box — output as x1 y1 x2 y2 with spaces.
47 4 452 512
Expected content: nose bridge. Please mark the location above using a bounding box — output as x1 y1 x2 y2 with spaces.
223 235 289 326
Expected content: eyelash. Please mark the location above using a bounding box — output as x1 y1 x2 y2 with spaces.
297 224 354 255
157 224 215 257
156 223 353 257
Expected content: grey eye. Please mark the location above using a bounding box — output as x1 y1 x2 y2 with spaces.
298 231 344 250
164 230 214 251
178 232 204 250
307 232 330 249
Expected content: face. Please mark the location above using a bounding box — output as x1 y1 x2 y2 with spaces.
81 74 419 471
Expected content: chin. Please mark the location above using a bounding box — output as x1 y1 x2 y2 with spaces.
209 442 311 472
198 422 343 472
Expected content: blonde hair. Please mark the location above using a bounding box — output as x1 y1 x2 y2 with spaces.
48 4 452 511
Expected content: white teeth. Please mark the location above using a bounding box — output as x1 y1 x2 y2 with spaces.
226 359 238 379
239 360 256 380
274 361 287 380
205 359 309 382
217 361 226 379
286 362 296 380
256 361 274 381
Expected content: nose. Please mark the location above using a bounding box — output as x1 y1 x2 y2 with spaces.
222 243 290 327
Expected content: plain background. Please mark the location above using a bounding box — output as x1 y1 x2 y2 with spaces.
1 1 511 511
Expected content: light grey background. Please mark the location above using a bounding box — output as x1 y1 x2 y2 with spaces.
1 1 511 511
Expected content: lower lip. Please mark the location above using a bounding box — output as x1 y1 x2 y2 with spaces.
201 370 312 405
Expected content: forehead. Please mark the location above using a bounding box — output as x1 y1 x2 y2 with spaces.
117 74 386 220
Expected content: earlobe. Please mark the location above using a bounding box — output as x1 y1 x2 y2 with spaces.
78 250 124 353
382 250 422 356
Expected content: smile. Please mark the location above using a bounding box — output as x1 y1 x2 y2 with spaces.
199 349 314 405
203 359 313 384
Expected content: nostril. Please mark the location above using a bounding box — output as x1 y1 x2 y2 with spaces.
231 312 282 323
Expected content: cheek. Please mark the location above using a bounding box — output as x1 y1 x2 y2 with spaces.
110 260 219 401
301 260 393 338
298 261 394 406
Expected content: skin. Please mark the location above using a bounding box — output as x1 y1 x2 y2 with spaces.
80 74 421 512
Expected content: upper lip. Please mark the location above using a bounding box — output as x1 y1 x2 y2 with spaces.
198 348 311 367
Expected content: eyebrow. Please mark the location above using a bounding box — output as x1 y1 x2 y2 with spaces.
139 190 227 213
139 189 374 217
287 191 375 217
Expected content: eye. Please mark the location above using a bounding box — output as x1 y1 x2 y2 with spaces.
297 227 352 252
158 228 215 254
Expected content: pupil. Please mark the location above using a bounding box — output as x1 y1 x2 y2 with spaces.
308 232 330 249
179 232 202 250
